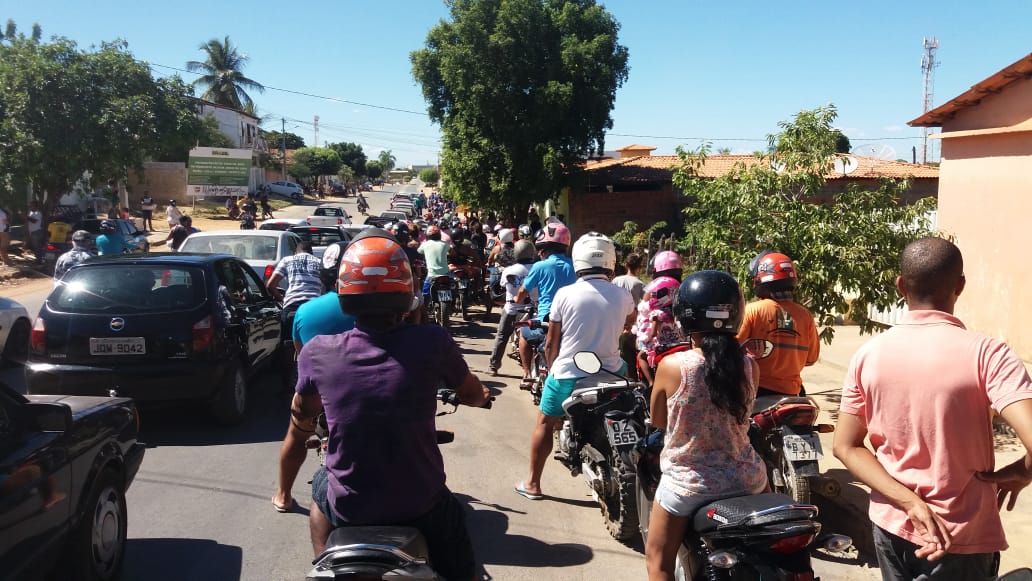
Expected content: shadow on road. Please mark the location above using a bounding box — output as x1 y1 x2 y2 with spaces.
123 537 243 581
138 373 290 447
456 493 594 572
814 468 876 564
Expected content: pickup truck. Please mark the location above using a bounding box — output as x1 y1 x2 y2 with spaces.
306 205 352 227
0 382 145 580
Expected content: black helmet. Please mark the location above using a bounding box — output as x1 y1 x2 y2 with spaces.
99 219 117 233
449 227 467 244
673 270 744 335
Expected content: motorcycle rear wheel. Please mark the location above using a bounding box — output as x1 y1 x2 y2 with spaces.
437 302 450 330
602 447 639 542
780 454 812 505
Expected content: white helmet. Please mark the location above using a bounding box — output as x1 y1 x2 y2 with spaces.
572 232 616 275
498 228 515 243
482 224 492 233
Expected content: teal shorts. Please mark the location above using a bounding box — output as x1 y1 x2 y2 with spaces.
539 362 627 417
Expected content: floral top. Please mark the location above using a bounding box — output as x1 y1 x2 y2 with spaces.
660 350 767 497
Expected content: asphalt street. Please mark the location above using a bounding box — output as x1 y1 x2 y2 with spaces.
3 187 878 580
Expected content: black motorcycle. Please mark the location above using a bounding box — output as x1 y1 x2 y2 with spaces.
426 275 458 329
552 352 649 541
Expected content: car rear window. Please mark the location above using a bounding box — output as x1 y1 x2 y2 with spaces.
51 265 206 313
181 235 279 261
289 228 345 246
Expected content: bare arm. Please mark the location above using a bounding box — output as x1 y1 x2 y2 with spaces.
544 320 561 368
648 356 679 430
454 370 491 408
978 399 1032 510
514 285 528 305
833 412 951 560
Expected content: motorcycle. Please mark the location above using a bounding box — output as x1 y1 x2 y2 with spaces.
449 268 473 321
552 351 649 541
356 197 369 215
426 275 458 329
514 318 549 406
745 339 840 505
305 389 487 581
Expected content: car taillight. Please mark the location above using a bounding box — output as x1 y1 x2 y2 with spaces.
192 316 214 352
46 243 56 252
30 318 46 354
264 264 275 280
336 218 342 225
772 404 819 426
769 533 816 555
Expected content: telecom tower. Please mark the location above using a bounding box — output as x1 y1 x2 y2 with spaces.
921 37 939 164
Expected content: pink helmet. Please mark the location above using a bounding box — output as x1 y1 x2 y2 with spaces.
644 276 680 310
652 250 682 273
535 220 571 247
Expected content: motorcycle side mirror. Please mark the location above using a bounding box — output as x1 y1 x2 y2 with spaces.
1000 570 1032 581
573 351 602 375
742 338 774 359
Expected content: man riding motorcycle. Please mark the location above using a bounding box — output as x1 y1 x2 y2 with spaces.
290 229 491 580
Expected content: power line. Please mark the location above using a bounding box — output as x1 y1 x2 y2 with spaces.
607 132 925 142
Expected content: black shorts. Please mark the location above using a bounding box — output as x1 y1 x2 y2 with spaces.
872 525 999 580
311 466 475 581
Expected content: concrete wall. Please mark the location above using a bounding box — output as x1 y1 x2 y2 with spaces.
127 162 188 206
566 185 682 236
937 128 1032 360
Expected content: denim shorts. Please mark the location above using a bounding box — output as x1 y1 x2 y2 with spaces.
311 466 475 581
520 325 546 343
654 475 766 518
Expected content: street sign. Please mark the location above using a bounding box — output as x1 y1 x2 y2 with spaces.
186 147 252 197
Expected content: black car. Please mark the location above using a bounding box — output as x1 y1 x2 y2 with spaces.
26 254 282 424
0 381 144 581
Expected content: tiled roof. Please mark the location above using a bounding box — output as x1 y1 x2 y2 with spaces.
909 53 1032 127
582 154 938 181
614 144 657 151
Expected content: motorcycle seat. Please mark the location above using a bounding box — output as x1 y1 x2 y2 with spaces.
752 395 813 416
692 493 817 533
323 526 430 562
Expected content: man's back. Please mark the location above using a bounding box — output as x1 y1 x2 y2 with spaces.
612 273 644 304
522 253 576 321
737 297 819 394
418 239 450 277
95 233 125 255
274 253 323 308
549 276 634 379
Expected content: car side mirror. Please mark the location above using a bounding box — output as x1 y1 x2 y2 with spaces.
573 351 602 375
24 402 73 432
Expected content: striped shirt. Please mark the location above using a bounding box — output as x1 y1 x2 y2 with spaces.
274 253 324 308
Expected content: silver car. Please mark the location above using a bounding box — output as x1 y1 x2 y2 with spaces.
178 230 301 286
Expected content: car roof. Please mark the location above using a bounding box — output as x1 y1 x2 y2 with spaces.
66 253 228 266
184 229 287 238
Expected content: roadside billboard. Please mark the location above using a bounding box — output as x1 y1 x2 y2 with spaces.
186 147 252 197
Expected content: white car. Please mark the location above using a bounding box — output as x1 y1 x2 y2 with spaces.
178 230 302 286
265 181 304 198
0 297 30 366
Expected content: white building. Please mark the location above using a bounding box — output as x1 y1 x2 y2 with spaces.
195 100 267 152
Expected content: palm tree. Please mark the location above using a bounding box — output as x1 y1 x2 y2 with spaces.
186 36 264 110
378 149 396 175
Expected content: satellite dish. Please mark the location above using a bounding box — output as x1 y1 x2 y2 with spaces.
770 159 787 173
832 155 858 175
852 143 897 160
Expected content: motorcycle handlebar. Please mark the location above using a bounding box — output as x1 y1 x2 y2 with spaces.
437 389 493 409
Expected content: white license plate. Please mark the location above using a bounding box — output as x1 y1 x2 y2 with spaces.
783 433 823 461
90 337 146 356
605 419 639 448
436 290 453 302
457 279 468 289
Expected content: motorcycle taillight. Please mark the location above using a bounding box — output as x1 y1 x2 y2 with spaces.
752 412 776 431
769 533 815 555
772 404 818 426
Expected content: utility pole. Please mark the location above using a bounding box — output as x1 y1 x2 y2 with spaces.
281 117 287 180
313 115 319 150
920 37 939 164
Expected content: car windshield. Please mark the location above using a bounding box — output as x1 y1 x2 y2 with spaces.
289 229 345 246
314 208 343 216
50 265 206 313
181 235 279 260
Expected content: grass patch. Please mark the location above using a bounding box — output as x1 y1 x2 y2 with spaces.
187 198 294 218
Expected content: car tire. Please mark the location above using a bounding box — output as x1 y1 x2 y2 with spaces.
2 318 30 367
66 467 127 581
210 362 248 425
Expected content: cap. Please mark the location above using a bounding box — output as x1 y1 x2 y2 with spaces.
72 230 92 242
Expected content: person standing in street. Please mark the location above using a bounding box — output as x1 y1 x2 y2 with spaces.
21 201 45 265
736 251 820 397
0 206 11 267
613 253 646 377
166 215 193 251
140 192 156 231
488 240 537 376
53 230 95 282
833 237 1032 580
165 200 182 231
516 232 634 500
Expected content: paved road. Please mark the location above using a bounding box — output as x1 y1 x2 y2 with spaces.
5 187 878 580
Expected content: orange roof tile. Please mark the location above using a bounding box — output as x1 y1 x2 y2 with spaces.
581 154 937 180
909 53 1032 127
614 144 657 151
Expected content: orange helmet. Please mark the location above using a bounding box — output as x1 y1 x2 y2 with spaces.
748 251 797 296
337 229 414 316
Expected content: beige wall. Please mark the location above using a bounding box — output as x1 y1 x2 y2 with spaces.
126 162 188 206
938 127 1032 360
946 76 1032 132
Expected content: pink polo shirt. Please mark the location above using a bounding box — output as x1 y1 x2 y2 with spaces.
840 310 1032 553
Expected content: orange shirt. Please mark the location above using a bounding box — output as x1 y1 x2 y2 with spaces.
736 298 819 394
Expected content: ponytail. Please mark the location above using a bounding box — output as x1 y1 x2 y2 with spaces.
699 334 749 424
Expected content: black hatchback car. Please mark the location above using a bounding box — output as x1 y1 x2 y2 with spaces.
26 254 282 424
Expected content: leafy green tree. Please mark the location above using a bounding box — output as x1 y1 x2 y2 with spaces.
262 130 305 150
336 165 355 185
290 147 342 178
418 167 440 185
673 105 937 341
186 36 265 110
378 150 397 175
327 142 367 175
365 160 384 180
411 0 629 215
832 129 851 154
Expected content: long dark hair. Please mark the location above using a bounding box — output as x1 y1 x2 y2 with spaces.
699 334 750 424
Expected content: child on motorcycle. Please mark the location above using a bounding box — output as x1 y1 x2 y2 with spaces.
645 270 767 581
634 251 684 386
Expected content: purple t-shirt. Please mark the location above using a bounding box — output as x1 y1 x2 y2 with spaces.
296 323 469 523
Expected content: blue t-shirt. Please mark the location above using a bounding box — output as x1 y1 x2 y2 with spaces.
292 292 355 345
521 253 576 321
296 323 469 524
95 233 127 255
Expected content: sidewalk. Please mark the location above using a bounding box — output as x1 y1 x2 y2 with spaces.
803 325 1032 571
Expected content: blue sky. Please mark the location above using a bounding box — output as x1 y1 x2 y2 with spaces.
5 0 1030 166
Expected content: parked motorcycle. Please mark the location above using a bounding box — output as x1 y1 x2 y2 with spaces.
514 318 549 406
305 389 485 581
426 275 458 329
745 339 839 505
551 351 649 541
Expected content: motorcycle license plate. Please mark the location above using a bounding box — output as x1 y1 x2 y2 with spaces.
783 433 823 461
605 419 639 449
437 290 453 302
457 279 468 289
90 337 146 355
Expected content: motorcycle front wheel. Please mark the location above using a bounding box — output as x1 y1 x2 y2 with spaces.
602 447 639 541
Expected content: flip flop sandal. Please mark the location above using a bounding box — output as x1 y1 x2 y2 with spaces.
514 482 544 501
519 379 533 391
272 497 295 513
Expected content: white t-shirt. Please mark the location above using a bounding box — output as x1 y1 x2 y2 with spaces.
548 275 635 379
27 210 43 233
0 208 9 232
501 262 535 314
